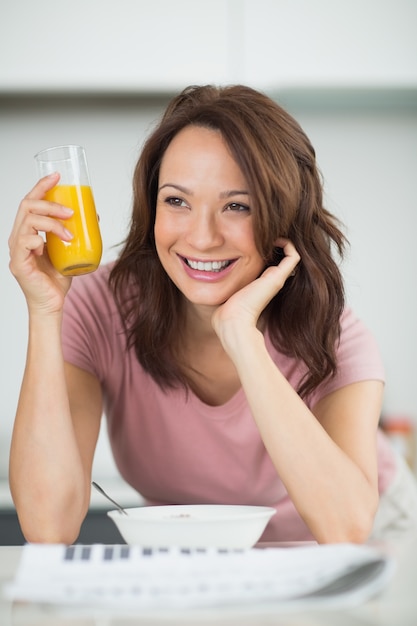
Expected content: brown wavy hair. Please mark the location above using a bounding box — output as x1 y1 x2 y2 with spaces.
109 84 346 398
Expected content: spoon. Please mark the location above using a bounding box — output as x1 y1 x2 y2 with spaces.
91 481 128 515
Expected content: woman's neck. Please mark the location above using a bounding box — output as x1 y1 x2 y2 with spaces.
183 302 221 343
180 302 241 406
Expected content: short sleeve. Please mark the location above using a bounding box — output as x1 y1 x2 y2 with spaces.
61 264 119 383
308 308 385 407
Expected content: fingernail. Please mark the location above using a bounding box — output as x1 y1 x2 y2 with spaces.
63 228 74 239
61 206 74 216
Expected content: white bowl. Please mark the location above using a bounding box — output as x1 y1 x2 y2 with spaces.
107 504 276 549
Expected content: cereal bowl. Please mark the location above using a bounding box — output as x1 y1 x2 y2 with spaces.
107 504 276 549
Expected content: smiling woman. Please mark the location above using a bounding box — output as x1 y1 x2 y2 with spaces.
8 84 417 545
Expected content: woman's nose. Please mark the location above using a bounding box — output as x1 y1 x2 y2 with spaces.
186 210 224 249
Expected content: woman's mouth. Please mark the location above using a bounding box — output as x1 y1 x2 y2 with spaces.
183 258 233 273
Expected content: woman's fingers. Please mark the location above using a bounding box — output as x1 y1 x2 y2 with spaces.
9 178 74 255
9 233 45 270
259 239 300 291
8 175 73 285
214 239 301 336
272 238 301 276
8 213 73 273
10 173 64 236
26 172 60 200
8 176 74 313
12 209 73 241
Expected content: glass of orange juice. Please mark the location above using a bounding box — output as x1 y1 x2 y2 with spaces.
35 145 102 276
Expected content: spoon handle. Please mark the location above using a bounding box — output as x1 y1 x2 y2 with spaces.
91 481 128 515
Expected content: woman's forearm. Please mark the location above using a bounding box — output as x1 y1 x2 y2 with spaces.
224 327 378 543
9 312 88 543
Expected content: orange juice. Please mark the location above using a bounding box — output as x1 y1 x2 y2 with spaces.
44 184 102 276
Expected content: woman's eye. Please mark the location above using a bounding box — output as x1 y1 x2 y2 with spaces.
227 202 250 213
165 196 187 208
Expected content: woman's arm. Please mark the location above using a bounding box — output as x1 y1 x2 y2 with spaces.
8 176 103 543
9 332 102 544
226 327 381 543
212 240 382 543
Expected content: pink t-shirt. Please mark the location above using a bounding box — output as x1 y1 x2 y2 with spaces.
62 264 397 541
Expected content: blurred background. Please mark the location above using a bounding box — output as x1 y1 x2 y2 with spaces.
1 0 416 532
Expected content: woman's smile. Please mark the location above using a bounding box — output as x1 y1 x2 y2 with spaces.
183 257 233 272
154 125 265 306
180 255 237 281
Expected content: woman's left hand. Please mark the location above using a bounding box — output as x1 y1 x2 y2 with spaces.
212 238 300 348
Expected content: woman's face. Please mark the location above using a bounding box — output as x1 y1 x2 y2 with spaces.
154 125 265 307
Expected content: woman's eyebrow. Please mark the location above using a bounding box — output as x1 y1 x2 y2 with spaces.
158 183 191 194
219 189 249 199
158 183 249 199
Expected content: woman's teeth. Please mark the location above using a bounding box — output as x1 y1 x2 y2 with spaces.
186 259 231 272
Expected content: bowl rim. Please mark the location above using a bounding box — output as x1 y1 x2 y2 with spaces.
107 504 276 523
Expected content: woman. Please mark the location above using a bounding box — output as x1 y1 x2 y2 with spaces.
8 85 415 544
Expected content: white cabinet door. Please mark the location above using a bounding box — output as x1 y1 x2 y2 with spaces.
1 0 416 93
0 0 233 93
241 0 417 89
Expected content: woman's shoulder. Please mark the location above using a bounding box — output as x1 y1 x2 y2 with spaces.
338 307 382 358
309 307 385 404
62 262 126 378
266 307 385 405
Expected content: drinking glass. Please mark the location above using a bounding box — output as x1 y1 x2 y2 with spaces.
35 145 102 276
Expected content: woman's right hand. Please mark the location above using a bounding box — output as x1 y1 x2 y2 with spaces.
8 173 74 314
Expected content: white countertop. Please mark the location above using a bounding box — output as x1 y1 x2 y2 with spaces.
1 534 417 625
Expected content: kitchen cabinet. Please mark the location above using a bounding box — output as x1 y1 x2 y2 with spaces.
0 0 232 93
1 1 416 95
242 0 417 90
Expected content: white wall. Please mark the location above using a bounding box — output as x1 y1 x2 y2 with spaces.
298 107 417 418
1 0 416 483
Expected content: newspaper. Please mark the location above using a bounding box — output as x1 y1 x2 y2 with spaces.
3 542 395 613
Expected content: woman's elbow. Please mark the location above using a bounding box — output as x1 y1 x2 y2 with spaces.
21 520 82 545
318 502 378 545
17 508 85 545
